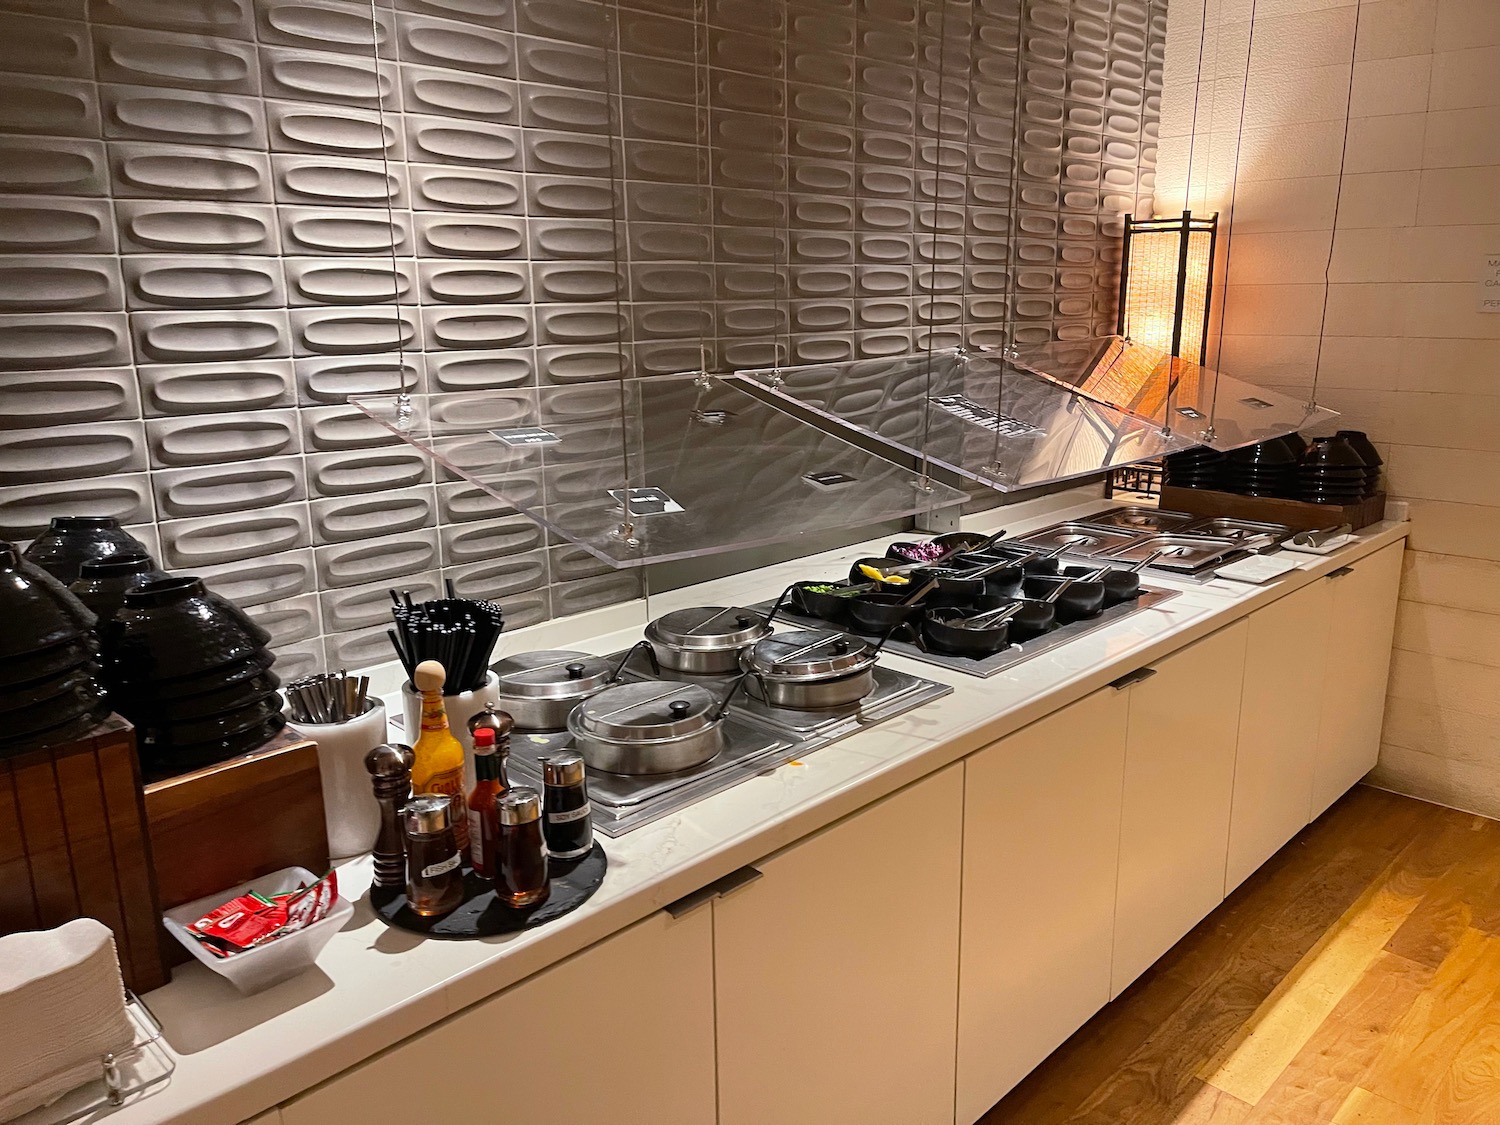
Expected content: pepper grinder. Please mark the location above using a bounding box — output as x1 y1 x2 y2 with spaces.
364 742 416 890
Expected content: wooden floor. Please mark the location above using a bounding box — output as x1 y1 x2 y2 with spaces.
980 785 1500 1125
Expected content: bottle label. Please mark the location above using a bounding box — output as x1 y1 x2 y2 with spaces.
419 690 450 733
547 802 591 824
421 853 460 879
422 768 463 798
468 811 485 864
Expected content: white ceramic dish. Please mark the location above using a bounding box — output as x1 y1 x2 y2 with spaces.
163 867 351 995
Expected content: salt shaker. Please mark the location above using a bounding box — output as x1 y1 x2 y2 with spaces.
364 742 415 890
403 795 465 917
495 788 550 909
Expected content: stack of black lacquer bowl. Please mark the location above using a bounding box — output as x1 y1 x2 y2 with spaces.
1162 446 1226 489
0 543 110 755
1297 434 1370 506
1222 436 1301 498
101 577 283 779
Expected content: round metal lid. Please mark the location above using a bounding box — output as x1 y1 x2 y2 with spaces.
570 681 720 742
493 649 615 700
644 606 769 653
742 629 876 682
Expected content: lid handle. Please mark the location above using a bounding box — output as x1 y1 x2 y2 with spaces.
669 700 692 719
565 662 586 679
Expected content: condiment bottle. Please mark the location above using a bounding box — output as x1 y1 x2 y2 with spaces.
541 751 592 861
466 727 508 877
494 787 550 909
410 659 468 854
364 742 415 890
402 794 465 917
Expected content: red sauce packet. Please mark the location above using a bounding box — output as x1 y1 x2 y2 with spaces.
187 870 339 956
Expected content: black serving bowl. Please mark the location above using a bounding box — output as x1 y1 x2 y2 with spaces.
846 556 922 586
0 705 111 756
1227 437 1299 468
136 693 285 746
885 539 955 565
1023 574 1107 622
0 677 105 739
70 553 169 625
0 662 99 715
142 713 288 779
0 544 96 662
1057 564 1145 607
103 577 272 684
921 606 1018 657
965 547 1063 577
21 517 152 585
847 592 926 634
789 581 864 624
133 670 282 723
0 635 97 691
111 648 277 703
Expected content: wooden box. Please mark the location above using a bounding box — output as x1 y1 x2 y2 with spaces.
144 728 329 952
1159 486 1387 533
0 716 169 994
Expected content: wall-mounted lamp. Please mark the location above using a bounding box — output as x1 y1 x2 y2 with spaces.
1117 211 1218 363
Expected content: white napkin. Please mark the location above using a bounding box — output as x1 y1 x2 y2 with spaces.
0 919 135 1122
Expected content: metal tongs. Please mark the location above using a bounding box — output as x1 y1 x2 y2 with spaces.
1291 523 1352 548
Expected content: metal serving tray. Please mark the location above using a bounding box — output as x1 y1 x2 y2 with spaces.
1100 534 1241 573
1081 507 1198 534
1009 522 1144 557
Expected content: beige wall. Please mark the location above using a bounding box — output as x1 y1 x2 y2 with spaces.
1159 0 1500 815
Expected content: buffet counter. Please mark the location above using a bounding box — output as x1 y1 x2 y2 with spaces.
107 489 1409 1125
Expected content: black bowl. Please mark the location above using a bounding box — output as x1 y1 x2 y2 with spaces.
0 635 97 691
847 592 926 634
0 704 111 755
968 547 1063 577
108 648 277 702
141 714 288 780
21 517 152 585
70 553 169 625
921 606 1017 657
789 581 863 624
129 670 282 723
0 662 100 715
847 557 921 586
1227 437 1299 467
135 693 285 745
1301 435 1366 470
0 544 96 662
0 677 105 738
1023 574 1107 622
885 539 955 565
103 576 272 684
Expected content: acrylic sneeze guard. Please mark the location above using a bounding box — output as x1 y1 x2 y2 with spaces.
725 348 1203 492
1006 335 1339 451
351 374 967 569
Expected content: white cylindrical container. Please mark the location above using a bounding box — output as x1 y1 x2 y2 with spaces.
401 670 499 791
291 699 388 860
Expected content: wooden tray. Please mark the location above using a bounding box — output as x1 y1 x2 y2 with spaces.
1160 486 1386 532
0 716 168 993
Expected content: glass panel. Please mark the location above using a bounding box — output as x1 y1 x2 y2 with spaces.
1008 334 1340 451
726 348 1200 491
350 374 966 569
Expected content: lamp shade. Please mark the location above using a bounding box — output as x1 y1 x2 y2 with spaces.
1117 211 1218 363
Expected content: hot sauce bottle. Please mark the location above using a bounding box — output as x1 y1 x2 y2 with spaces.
410 659 468 854
466 727 509 877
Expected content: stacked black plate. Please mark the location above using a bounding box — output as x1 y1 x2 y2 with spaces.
1222 436 1300 498
22 516 152 584
1162 446 1226 490
1297 435 1369 505
0 543 109 756
1336 430 1383 498
101 576 283 779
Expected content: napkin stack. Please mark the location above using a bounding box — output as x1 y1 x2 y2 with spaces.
0 919 136 1122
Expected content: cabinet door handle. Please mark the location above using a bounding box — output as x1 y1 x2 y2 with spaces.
664 865 764 918
1325 566 1354 580
1110 666 1157 691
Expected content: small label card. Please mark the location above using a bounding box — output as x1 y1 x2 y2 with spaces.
1480 251 1500 313
802 470 859 490
491 427 560 446
606 487 682 516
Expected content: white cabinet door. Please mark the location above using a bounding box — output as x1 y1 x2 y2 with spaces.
1226 578 1332 893
1312 541 1404 818
956 688 1129 1125
714 765 964 1125
1113 622 1247 997
280 909 717 1125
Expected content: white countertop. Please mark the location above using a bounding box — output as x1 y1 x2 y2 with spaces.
107 491 1410 1125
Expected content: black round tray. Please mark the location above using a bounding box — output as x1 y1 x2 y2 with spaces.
369 843 607 939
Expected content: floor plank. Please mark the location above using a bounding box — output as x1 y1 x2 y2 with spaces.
979 787 1500 1125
